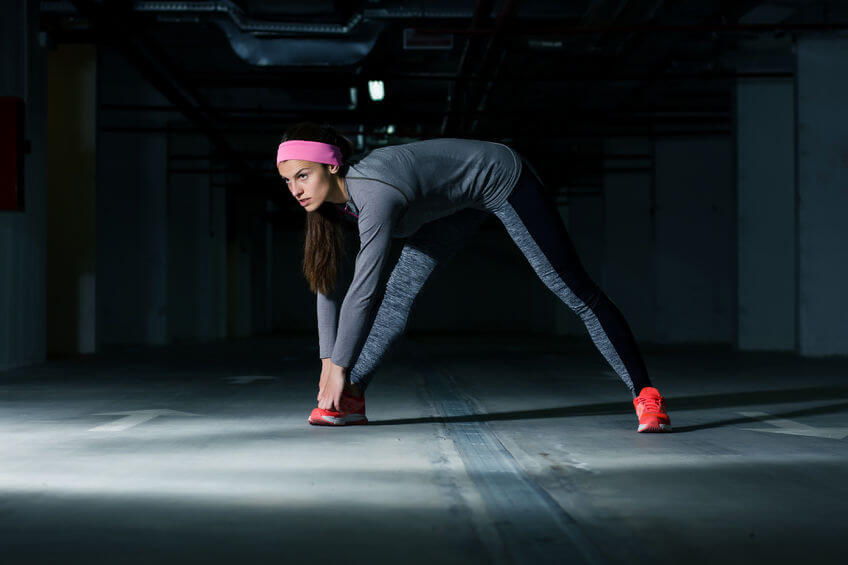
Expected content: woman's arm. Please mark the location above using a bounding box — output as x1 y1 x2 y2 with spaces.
318 183 406 410
328 189 405 370
315 245 353 399
316 276 345 360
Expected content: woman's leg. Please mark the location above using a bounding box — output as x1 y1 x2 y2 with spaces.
492 167 652 397
348 208 489 393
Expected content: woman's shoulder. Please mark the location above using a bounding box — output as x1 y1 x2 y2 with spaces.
353 137 510 158
344 176 409 214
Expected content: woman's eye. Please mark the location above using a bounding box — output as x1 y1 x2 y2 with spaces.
299 173 307 180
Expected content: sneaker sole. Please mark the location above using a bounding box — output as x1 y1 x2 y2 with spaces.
637 423 672 433
307 414 368 426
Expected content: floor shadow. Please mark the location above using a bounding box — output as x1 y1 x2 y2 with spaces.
672 400 848 433
366 385 848 429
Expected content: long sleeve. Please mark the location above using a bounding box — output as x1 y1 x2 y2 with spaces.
316 278 342 359
316 230 355 359
330 182 407 368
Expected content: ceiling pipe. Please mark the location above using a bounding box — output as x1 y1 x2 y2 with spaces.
43 1 491 32
414 20 848 36
134 1 366 35
43 0 388 67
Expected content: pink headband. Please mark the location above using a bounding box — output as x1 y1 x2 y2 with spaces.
276 140 343 167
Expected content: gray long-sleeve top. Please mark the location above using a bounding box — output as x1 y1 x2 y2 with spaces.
318 138 523 367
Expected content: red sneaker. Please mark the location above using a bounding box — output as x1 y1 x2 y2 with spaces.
633 387 672 433
308 388 368 426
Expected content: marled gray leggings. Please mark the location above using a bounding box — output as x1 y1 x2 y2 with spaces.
348 167 652 397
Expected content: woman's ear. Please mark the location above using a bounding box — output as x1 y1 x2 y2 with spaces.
327 164 340 175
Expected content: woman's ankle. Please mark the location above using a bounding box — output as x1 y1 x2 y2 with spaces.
345 380 363 398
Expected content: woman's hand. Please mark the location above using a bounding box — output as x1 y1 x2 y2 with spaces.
317 362 347 412
318 358 332 400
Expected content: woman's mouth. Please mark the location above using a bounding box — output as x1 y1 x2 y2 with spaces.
300 198 311 206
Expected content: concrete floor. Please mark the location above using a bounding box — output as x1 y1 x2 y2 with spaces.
1 333 846 564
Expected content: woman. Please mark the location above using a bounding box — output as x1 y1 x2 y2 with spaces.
276 122 671 433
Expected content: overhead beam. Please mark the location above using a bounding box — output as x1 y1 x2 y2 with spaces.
414 19 848 35
581 0 634 26
440 0 495 137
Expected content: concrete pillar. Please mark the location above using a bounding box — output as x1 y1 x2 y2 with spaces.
0 0 47 370
796 38 848 356
735 78 796 352
46 44 97 356
96 48 169 347
654 136 735 344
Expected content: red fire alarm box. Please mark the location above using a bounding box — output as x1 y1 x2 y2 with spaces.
1 96 26 212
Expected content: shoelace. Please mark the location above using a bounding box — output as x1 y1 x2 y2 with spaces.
637 395 664 413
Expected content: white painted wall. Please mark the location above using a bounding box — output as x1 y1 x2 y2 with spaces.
796 38 848 356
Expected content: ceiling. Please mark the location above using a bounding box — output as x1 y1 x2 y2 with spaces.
40 0 848 208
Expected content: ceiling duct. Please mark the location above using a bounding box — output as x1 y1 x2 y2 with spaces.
133 1 365 34
211 17 385 67
133 0 385 67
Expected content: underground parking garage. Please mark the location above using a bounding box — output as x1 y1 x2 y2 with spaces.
2 1 848 563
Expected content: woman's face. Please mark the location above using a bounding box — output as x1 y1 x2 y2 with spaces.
277 159 339 212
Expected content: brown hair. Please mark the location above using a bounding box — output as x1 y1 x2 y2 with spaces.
281 122 354 295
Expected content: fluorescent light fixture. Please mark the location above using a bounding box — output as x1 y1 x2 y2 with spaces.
368 80 385 101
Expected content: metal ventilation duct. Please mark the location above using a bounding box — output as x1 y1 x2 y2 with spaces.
211 17 385 67
43 0 387 67
133 0 384 67
134 1 367 35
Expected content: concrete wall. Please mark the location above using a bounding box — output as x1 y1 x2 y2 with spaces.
554 183 606 337
654 136 736 345
46 44 97 356
272 227 315 333
273 134 738 353
271 217 549 348
411 220 552 334
735 78 796 352
796 38 848 356
602 138 656 344
0 0 47 371
5 8 842 366
97 47 231 348
166 135 227 343
228 197 269 339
